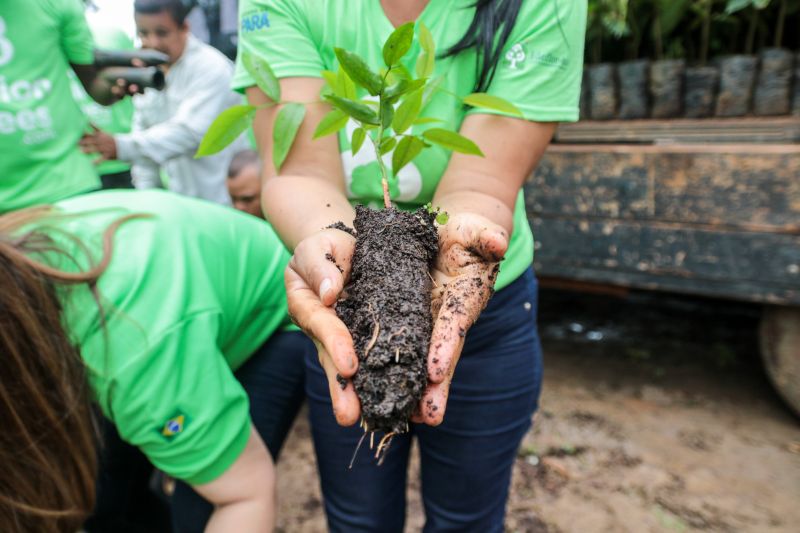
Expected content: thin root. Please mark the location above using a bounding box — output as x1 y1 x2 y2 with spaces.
375 432 396 465
387 326 408 343
349 431 368 470
370 431 375 450
427 270 439 287
363 303 381 358
395 348 400 363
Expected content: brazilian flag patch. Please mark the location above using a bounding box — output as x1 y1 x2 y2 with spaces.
161 414 187 439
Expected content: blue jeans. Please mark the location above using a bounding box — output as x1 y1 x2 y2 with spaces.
171 330 311 532
306 268 543 532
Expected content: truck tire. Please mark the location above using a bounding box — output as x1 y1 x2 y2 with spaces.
760 306 800 417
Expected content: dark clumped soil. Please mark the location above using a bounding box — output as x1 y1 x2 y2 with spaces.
335 205 438 434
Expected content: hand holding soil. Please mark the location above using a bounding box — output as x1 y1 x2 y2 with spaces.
412 212 508 425
284 228 361 426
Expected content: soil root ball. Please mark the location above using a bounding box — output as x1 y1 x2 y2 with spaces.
336 205 438 434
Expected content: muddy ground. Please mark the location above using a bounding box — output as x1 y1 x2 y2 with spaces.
275 289 800 532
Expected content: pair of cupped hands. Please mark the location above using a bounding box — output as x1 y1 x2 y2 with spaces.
286 212 508 427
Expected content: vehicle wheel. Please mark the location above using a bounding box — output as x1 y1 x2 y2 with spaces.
760 306 800 417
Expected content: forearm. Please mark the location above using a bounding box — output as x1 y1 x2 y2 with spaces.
262 174 354 251
192 427 275 533
71 63 115 105
432 115 555 237
432 186 516 237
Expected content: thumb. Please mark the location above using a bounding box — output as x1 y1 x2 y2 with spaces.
476 225 508 263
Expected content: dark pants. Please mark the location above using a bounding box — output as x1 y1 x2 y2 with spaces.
83 422 172 533
100 170 134 190
306 268 544 532
85 330 310 533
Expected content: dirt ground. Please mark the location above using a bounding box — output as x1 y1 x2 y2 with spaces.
275 290 800 532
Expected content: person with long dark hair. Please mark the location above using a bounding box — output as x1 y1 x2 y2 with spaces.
234 0 587 530
0 189 309 532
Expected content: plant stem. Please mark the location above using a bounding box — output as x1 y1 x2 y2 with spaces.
700 0 711 65
653 10 663 61
775 0 787 48
745 7 757 55
373 68 392 209
371 126 392 209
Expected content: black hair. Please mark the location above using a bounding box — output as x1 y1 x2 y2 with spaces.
227 149 261 178
133 0 194 26
442 0 524 93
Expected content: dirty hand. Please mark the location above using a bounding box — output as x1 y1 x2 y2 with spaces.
79 125 117 163
284 228 361 426
412 212 508 426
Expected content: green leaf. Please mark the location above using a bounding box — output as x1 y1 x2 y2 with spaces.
413 117 442 125
392 89 423 134
337 67 357 99
379 136 397 155
321 70 338 89
242 51 280 102
391 64 413 81
380 100 394 129
351 127 366 155
324 94 380 125
334 48 384 96
196 105 256 157
422 128 484 156
415 51 435 79
418 21 435 55
312 109 349 139
384 78 426 103
392 135 425 174
462 93 523 117
436 211 449 225
383 22 415 66
423 75 445 105
272 103 306 171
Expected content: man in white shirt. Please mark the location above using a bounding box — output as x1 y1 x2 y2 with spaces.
80 0 246 205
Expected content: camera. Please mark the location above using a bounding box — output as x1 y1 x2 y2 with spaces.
99 66 166 91
94 49 170 92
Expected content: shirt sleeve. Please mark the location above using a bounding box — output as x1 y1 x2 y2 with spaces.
59 0 95 65
467 0 587 123
106 312 252 485
232 0 324 91
115 67 236 165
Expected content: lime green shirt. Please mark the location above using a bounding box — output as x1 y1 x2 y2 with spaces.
31 190 293 484
0 0 100 212
70 22 134 176
233 0 586 289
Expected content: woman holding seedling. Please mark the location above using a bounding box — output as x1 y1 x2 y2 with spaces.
0 190 308 533
234 0 586 530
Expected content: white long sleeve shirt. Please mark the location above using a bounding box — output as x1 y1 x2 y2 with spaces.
115 35 247 205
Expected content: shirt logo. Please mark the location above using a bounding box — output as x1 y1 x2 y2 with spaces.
0 17 15 67
241 11 270 34
505 44 526 69
161 414 186 438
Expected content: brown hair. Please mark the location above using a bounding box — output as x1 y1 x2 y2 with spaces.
0 208 142 533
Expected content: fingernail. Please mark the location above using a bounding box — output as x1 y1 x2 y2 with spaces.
319 278 332 300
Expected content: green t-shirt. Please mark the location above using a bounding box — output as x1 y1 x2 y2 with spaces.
0 0 100 213
29 190 293 484
69 22 134 176
233 0 586 289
